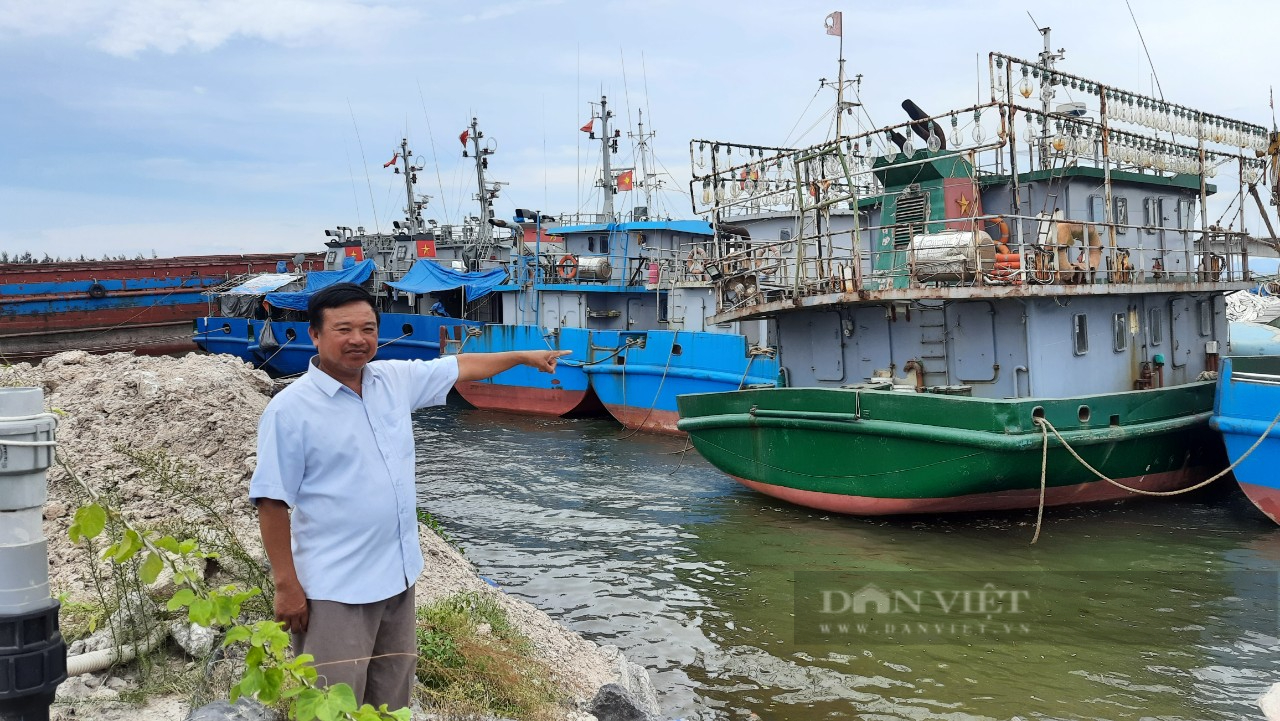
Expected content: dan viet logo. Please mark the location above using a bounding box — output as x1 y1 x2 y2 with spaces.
801 581 1034 643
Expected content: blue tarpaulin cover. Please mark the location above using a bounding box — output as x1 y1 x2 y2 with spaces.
386 260 507 302
265 259 376 311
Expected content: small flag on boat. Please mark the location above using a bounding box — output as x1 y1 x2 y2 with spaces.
382 153 399 168
580 118 594 133
459 129 470 146
824 11 842 37
616 169 634 192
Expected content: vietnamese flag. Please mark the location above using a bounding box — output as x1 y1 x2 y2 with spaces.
344 247 364 262
580 118 594 133
459 129 470 147
416 239 437 258
616 169 634 192
382 153 398 168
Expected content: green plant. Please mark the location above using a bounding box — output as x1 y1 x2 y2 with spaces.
416 509 462 555
63 451 410 721
414 592 555 718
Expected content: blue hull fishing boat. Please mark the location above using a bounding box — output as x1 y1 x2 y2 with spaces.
1212 355 1280 523
446 98 779 433
196 124 510 374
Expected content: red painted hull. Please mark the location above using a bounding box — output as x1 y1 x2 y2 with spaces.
603 404 682 435
455 381 604 417
1239 482 1280 525
729 466 1206 515
0 253 321 284
1 253 321 361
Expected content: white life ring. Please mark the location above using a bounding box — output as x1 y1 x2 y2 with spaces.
686 246 710 280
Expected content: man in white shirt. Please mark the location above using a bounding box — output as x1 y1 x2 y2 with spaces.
248 282 568 712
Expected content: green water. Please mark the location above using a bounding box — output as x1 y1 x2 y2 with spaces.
413 402 1280 720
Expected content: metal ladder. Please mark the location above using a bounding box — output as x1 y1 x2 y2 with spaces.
916 303 950 387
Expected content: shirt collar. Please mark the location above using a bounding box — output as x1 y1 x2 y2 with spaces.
306 356 365 397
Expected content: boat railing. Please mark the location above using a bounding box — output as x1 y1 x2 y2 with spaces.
706 212 1259 313
510 248 695 289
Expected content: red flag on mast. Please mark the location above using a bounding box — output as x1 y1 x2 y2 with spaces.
382 153 399 168
580 118 594 133
824 11 842 37
459 129 470 146
616 169 634 192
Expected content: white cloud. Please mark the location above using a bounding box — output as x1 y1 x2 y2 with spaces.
0 0 416 56
457 0 562 23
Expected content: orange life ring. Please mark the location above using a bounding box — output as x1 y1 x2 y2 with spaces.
984 216 1010 250
557 254 578 279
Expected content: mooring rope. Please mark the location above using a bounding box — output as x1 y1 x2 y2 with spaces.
618 331 679 440
1030 407 1280 543
254 332 294 370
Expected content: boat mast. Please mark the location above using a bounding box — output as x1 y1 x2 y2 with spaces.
629 108 657 217
466 118 494 248
1036 24 1064 170
395 138 428 233
592 96 619 222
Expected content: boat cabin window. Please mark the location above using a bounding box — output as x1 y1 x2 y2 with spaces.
780 228 792 241
1113 313 1127 352
588 236 595 252
1088 195 1105 223
1149 307 1164 345
1073 314 1089 355
395 245 408 261
325 250 338 265
1198 299 1213 336
600 235 610 254
1114 197 1129 234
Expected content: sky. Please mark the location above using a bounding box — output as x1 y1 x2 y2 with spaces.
2 0 1278 259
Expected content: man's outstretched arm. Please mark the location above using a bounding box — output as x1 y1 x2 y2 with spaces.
455 349 572 382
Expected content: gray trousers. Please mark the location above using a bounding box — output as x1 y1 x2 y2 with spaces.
292 587 417 711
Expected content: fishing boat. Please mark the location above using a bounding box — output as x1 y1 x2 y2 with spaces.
443 97 779 433
675 24 1279 514
1212 356 1280 523
195 122 512 375
1 253 320 362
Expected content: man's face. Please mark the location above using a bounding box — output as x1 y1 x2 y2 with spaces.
309 300 378 377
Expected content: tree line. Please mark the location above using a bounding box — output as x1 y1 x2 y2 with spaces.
0 250 159 263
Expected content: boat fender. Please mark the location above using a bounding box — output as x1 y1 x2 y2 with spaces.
557 254 578 280
87 282 107 299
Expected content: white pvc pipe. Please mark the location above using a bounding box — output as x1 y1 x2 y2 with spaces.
65 625 167 677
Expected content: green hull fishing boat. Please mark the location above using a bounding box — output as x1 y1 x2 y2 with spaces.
679 384 1223 514
674 26 1278 515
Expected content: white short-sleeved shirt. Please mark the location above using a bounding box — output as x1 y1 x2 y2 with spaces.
249 355 459 604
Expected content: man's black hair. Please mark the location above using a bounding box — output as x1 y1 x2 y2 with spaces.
307 283 379 332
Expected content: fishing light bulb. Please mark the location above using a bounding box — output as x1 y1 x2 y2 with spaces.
972 122 985 144
994 72 1006 94
1018 70 1034 99
1076 131 1092 155
1025 120 1037 144
950 115 963 147
701 181 712 205
715 182 725 201
927 130 941 154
